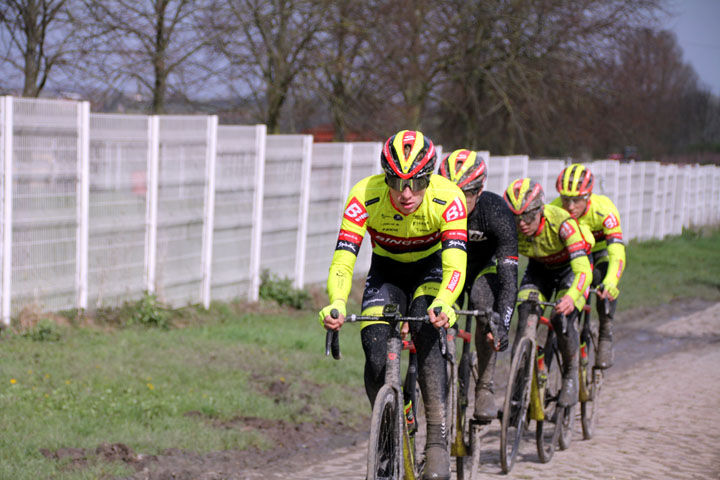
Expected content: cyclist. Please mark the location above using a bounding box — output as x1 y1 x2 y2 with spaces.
319 130 468 480
438 149 518 421
552 163 626 368
503 178 593 407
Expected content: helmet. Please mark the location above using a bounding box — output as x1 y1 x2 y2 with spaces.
438 149 487 191
380 130 436 179
556 163 594 197
504 178 545 215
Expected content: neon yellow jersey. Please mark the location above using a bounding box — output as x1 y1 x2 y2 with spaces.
517 204 593 304
550 193 626 288
327 174 468 307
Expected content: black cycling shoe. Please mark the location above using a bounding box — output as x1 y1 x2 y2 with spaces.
596 337 614 369
473 387 497 421
422 445 450 480
559 369 578 407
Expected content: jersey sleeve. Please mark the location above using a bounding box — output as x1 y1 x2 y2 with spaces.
600 203 626 288
559 218 593 304
490 200 519 331
326 191 369 304
435 195 468 307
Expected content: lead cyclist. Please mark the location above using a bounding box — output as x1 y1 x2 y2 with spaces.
319 130 468 480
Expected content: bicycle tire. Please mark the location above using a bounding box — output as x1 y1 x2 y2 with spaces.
536 333 563 463
581 309 602 440
367 385 403 480
500 336 533 474
456 351 478 480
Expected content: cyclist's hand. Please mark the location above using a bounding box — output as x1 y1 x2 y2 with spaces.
488 328 509 352
598 283 619 301
401 321 410 340
319 300 346 331
428 299 456 329
554 294 575 316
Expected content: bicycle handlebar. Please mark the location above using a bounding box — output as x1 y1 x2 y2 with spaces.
324 306 443 360
454 308 501 350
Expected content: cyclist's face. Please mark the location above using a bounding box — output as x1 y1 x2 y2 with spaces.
515 207 542 236
463 189 482 212
389 185 425 214
561 195 588 219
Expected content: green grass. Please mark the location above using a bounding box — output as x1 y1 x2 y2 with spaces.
2 226 719 478
619 227 720 310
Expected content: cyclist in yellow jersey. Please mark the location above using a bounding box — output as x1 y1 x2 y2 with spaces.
319 130 468 480
504 178 593 407
553 163 626 368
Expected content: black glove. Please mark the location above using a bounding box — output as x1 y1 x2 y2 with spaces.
489 312 509 352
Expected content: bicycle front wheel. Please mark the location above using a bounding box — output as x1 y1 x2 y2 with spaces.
456 351 478 480
367 385 403 480
581 310 602 440
500 336 533 474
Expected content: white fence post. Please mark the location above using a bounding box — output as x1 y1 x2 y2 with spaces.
1 96 12 326
145 116 160 294
76 101 90 310
249 125 267 301
294 135 313 289
201 116 218 309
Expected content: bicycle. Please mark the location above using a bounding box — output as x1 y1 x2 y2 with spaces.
448 307 500 480
577 287 611 440
325 304 444 480
499 291 570 472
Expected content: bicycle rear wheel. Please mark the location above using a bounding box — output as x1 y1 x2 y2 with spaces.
581 310 602 440
367 385 403 480
500 336 533 474
536 334 564 463
456 351 478 480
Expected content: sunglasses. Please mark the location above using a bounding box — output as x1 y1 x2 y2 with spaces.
515 206 542 224
385 175 430 192
560 195 589 205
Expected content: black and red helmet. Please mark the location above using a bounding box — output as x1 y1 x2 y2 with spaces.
380 130 436 179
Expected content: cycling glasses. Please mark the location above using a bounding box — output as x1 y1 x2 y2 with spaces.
385 174 430 192
515 206 542 224
560 194 589 205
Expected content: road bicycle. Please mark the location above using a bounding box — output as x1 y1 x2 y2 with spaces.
448 307 500 480
577 288 611 441
499 291 571 472
325 304 444 480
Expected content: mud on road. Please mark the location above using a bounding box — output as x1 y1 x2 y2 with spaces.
43 299 720 479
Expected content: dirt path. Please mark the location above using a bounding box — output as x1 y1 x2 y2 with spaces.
245 300 720 480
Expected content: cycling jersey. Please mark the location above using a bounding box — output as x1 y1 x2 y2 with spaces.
465 191 518 329
517 204 592 305
327 174 468 308
550 193 626 289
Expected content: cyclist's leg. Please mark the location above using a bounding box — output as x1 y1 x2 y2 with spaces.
359 263 408 407
468 266 498 420
553 265 585 407
515 260 555 353
409 278 450 480
592 251 618 368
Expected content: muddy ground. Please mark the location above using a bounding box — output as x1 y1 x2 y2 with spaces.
42 298 720 479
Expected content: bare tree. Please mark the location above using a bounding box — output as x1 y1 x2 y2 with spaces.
75 0 211 113
0 0 76 97
207 0 325 133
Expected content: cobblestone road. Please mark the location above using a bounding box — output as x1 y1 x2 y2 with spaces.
256 302 720 480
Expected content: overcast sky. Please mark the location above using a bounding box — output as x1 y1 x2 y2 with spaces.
664 0 720 95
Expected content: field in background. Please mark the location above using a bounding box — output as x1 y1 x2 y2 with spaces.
0 228 718 478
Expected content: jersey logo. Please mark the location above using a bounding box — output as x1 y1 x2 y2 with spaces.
442 197 467 223
432 198 447 205
447 270 462 292
559 220 576 240
576 272 587 292
344 197 368 227
468 229 486 242
603 213 619 229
